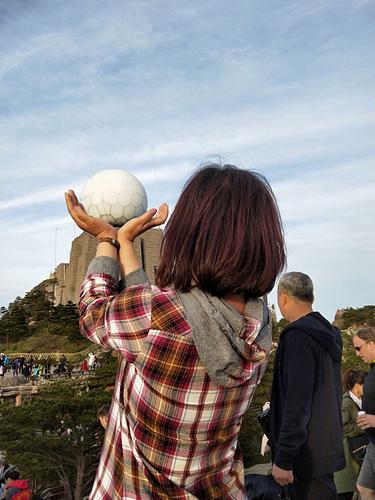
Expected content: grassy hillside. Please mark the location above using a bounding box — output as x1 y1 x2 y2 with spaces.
0 289 84 351
5 331 91 354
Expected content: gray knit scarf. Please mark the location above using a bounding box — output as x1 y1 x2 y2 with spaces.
177 288 272 387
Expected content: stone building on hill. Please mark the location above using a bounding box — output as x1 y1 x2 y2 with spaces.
332 309 346 329
50 229 162 305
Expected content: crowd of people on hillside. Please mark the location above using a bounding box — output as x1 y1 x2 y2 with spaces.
0 352 98 383
0 353 61 381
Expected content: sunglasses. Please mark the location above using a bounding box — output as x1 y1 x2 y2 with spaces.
354 341 369 352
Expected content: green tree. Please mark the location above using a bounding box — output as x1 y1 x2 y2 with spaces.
0 356 117 498
341 305 375 329
273 317 288 341
0 289 82 345
239 316 288 467
49 302 81 341
23 290 54 333
0 298 28 345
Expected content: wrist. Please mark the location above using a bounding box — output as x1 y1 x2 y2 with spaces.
117 236 134 247
97 237 120 251
96 230 118 241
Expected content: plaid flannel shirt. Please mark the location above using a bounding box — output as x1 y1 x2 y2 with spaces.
80 258 269 499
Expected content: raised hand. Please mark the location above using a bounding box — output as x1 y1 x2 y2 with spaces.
118 203 169 244
64 189 117 240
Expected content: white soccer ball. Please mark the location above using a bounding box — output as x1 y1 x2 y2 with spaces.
81 169 148 226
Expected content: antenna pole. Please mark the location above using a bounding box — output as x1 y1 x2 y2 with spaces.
54 228 59 269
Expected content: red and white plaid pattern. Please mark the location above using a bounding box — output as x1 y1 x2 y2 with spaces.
80 273 268 499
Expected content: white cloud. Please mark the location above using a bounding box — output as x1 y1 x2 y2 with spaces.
4 216 72 235
274 157 375 224
0 187 69 211
0 0 374 323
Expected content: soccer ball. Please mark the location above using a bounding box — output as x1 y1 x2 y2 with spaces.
81 169 148 226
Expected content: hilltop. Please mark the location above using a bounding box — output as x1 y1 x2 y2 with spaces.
0 288 89 354
1 277 373 357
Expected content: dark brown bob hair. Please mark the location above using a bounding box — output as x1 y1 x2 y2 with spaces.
156 163 286 298
342 368 367 391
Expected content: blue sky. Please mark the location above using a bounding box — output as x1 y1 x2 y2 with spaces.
0 0 374 321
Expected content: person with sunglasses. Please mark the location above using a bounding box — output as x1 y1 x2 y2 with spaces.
353 327 375 499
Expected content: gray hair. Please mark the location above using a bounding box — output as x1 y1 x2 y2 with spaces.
356 327 375 342
278 272 314 303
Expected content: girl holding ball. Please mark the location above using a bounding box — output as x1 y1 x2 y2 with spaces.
65 163 286 499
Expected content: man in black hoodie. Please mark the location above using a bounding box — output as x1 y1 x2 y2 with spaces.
270 272 345 500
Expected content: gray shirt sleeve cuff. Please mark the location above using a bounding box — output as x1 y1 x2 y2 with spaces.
119 268 150 291
86 256 120 281
85 257 150 290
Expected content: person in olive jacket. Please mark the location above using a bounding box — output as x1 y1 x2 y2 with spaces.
334 368 367 499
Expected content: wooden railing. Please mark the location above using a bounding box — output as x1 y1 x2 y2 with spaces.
2 345 101 364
